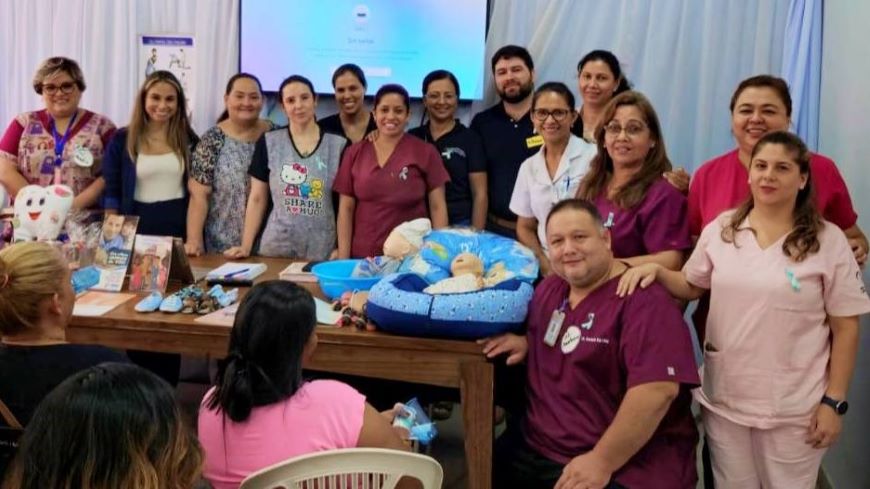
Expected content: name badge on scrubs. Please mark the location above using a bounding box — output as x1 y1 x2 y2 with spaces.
526 135 544 148
72 144 94 168
543 309 565 347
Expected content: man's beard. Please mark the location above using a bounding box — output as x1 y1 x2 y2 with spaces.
498 81 533 104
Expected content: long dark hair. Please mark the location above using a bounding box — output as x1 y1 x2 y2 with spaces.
577 91 672 209
722 131 821 262
217 72 263 123
419 69 460 126
5 363 203 489
576 50 631 95
206 281 317 422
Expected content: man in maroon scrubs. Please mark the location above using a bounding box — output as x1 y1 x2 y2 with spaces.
482 198 699 489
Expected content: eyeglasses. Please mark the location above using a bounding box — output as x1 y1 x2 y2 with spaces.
41 82 77 95
532 108 571 122
603 120 647 137
425 92 456 103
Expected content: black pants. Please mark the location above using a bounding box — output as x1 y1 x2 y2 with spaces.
494 424 627 489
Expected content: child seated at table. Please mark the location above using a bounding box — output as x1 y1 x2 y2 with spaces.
198 280 411 489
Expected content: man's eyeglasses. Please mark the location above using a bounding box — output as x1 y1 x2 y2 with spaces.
603 121 647 137
532 108 571 122
41 82 77 95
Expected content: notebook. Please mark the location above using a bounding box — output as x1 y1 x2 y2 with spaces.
205 262 267 284
278 261 318 283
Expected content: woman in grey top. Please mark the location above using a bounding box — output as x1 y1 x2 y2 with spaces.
186 73 273 255
225 75 345 260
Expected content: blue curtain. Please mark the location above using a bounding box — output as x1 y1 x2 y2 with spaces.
782 0 823 149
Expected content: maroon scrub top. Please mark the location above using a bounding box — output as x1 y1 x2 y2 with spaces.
333 134 450 258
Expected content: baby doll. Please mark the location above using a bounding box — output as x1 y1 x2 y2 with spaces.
423 252 485 294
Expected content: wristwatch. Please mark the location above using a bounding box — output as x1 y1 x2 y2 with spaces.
821 395 849 415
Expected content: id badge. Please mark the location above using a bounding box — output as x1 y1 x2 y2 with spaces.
543 309 565 347
73 144 94 168
526 135 544 148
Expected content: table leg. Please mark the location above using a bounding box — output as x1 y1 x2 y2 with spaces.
460 361 494 489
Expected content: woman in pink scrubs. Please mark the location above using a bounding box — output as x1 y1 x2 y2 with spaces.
618 131 870 488
334 84 449 258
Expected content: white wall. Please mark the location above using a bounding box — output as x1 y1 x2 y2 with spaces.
819 2 870 487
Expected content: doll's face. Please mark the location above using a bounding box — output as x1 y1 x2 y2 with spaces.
451 252 484 277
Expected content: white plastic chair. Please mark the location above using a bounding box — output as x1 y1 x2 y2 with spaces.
239 448 444 489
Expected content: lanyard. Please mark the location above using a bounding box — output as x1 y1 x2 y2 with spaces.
51 111 78 168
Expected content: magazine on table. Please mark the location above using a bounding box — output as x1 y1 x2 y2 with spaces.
129 235 174 293
90 215 139 292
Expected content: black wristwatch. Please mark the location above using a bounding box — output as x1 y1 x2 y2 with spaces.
821 395 849 415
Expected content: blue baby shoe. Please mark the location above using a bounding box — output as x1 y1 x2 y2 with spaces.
207 284 239 308
134 291 163 312
160 285 203 313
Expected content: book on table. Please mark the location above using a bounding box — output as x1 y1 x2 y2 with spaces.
205 262 267 284
278 261 319 283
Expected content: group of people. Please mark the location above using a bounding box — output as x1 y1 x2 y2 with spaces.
0 44 867 489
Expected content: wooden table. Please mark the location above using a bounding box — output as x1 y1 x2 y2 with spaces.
67 256 494 489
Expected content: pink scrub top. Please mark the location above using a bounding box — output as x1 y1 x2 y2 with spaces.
685 213 870 428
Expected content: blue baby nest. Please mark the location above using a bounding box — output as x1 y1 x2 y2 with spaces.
366 273 534 339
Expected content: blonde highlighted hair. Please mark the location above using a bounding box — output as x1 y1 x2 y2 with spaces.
0 242 66 336
125 70 194 167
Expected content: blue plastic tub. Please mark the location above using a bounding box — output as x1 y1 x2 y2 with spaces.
311 259 381 300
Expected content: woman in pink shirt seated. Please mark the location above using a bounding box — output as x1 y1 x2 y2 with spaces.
576 91 692 270
619 131 870 489
334 84 449 258
198 281 408 489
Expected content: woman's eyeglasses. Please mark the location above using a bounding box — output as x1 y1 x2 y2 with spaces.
41 82 77 95
603 120 647 137
532 108 571 122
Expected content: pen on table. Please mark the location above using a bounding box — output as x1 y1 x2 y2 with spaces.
222 268 250 279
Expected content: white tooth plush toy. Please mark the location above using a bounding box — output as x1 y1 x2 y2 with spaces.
12 184 74 242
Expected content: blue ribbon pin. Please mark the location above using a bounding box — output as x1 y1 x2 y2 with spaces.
785 268 801 292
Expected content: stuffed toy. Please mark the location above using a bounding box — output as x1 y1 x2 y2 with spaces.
352 218 432 278
12 184 73 242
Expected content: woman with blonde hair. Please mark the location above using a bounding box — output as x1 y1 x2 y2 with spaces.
102 70 198 240
0 242 126 428
4 362 203 489
101 71 197 385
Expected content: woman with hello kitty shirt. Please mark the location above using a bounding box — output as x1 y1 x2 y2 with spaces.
224 75 345 259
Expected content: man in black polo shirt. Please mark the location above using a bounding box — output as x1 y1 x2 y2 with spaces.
470 45 541 239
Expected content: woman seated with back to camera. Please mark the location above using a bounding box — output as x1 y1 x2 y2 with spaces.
4 362 203 489
0 242 127 430
198 281 410 489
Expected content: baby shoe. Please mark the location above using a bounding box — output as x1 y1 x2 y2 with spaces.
160 285 203 313
207 284 239 308
134 291 163 313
